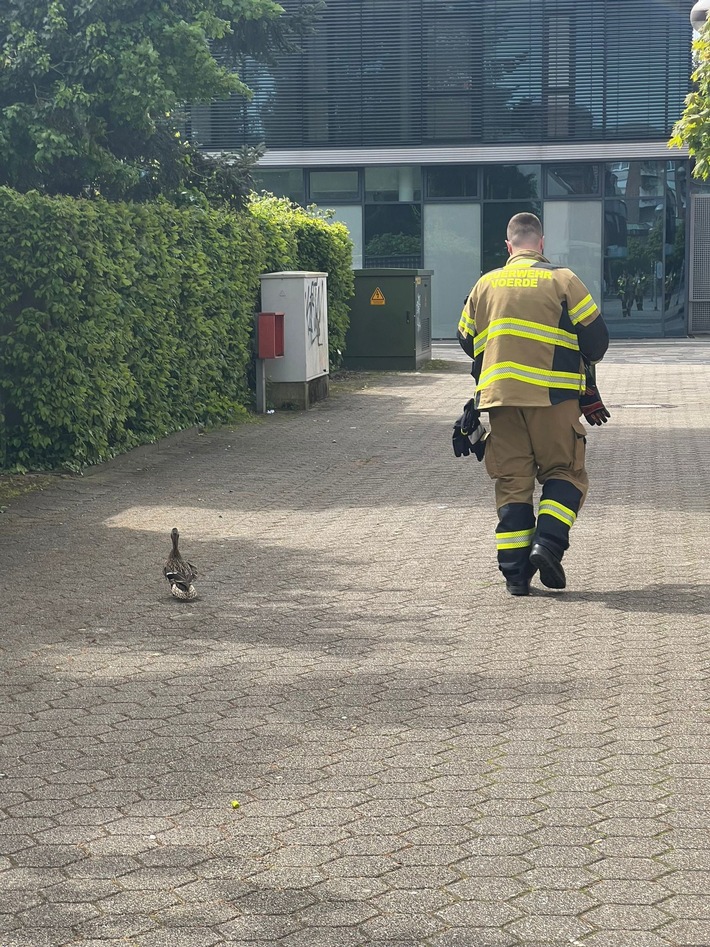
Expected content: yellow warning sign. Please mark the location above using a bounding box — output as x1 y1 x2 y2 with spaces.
370 287 386 306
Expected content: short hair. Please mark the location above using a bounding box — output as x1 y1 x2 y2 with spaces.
507 213 543 247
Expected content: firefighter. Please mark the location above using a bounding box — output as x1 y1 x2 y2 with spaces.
617 272 633 318
457 213 609 596
633 272 646 310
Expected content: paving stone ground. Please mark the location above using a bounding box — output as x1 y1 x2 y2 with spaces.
1 340 709 947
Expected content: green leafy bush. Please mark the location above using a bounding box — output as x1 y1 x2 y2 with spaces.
0 189 263 469
0 188 353 470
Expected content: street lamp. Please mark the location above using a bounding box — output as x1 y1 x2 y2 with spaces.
691 0 710 31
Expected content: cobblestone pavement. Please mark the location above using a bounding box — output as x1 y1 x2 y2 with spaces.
1 342 709 947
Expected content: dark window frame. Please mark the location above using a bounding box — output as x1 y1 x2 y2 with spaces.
423 165 482 202
364 166 424 204
306 168 363 204
251 167 307 203
544 163 602 199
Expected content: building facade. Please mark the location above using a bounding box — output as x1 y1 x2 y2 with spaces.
191 0 699 339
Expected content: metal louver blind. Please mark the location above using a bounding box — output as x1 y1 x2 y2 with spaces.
689 302 710 333
192 0 691 153
690 194 710 334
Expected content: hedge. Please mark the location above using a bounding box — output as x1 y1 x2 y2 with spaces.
0 189 353 470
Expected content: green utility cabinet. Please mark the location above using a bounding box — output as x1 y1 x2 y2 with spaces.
344 269 432 370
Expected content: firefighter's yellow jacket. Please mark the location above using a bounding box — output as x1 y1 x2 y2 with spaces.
458 252 609 410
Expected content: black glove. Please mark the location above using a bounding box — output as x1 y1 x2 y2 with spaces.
452 399 488 460
580 363 611 426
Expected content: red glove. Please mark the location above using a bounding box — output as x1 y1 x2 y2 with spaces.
580 382 610 425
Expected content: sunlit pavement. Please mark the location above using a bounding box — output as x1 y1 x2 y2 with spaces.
1 341 709 946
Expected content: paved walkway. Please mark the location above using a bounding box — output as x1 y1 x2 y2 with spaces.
1 343 709 947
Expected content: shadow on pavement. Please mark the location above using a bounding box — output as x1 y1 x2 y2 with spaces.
562 584 710 615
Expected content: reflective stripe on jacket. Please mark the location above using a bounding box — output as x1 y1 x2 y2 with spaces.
458 252 602 409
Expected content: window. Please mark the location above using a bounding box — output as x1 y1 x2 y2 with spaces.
364 205 422 267
546 164 600 197
484 165 541 200
251 168 305 203
309 170 360 203
604 199 665 338
543 201 602 307
605 162 665 198
664 161 687 336
365 167 422 202
425 166 479 200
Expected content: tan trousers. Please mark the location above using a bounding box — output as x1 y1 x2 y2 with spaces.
484 399 589 510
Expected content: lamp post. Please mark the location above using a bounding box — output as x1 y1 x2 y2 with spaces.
691 0 710 31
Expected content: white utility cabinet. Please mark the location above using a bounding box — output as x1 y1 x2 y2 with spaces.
259 271 329 408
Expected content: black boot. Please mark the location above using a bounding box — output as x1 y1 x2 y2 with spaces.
531 480 582 591
506 577 530 596
496 503 536 598
529 542 566 590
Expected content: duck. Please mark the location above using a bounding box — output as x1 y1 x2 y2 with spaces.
163 528 197 601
